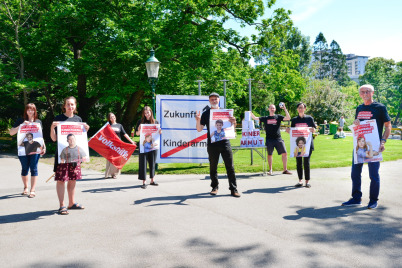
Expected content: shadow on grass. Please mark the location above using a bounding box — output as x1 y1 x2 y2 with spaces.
0 210 55 224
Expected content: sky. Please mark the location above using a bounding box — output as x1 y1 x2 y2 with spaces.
225 0 402 63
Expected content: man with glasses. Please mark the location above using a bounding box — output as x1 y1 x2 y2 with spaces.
342 85 391 209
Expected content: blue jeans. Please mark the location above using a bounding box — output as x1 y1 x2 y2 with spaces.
351 158 380 202
18 154 40 176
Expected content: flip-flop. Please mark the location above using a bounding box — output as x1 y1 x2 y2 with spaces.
58 206 69 215
68 203 85 210
28 192 36 198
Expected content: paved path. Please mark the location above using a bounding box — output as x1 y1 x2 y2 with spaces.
1 154 401 268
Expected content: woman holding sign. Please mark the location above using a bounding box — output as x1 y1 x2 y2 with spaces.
104 113 136 179
9 103 46 198
287 102 316 188
135 106 161 189
50 96 89 215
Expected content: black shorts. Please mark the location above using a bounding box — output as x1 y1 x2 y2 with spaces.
266 139 287 155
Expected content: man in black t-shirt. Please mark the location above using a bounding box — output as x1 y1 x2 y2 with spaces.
251 104 292 175
342 84 391 209
195 92 240 197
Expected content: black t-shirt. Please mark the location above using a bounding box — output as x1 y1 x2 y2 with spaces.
13 118 42 128
23 141 42 155
53 114 82 169
200 108 230 147
259 114 285 140
291 115 316 151
109 123 127 139
355 102 391 139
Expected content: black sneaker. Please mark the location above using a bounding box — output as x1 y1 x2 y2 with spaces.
141 184 147 189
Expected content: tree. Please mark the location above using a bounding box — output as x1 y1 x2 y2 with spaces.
302 79 355 124
312 32 329 79
328 40 349 86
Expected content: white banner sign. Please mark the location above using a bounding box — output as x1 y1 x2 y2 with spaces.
156 95 224 163
290 127 312 158
17 123 44 156
139 124 160 153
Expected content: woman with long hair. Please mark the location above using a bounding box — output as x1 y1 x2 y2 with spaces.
50 96 89 215
105 112 136 179
135 106 161 189
9 103 46 198
287 102 316 188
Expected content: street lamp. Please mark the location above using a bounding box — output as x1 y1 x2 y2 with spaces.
145 49 160 118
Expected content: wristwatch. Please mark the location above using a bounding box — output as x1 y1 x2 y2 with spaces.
380 138 387 144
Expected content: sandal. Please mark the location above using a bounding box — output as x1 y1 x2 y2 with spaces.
28 191 36 198
150 182 159 186
58 206 69 215
68 203 85 210
21 188 29 195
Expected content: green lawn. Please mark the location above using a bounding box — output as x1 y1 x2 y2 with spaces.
121 132 402 175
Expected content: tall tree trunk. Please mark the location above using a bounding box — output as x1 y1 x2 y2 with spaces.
121 89 145 136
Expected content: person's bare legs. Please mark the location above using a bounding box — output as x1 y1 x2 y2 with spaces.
268 155 273 174
56 181 66 207
67 180 76 208
282 153 288 171
30 176 37 193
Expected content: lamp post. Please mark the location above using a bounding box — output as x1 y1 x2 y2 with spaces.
145 49 160 118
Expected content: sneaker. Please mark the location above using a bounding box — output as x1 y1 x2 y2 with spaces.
305 183 311 188
367 201 378 209
141 184 147 189
294 183 303 187
210 187 218 195
341 199 361 206
282 170 292 175
231 190 241 198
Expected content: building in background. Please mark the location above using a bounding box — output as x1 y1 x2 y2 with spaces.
346 54 369 83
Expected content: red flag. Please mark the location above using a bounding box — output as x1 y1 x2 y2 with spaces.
88 123 136 169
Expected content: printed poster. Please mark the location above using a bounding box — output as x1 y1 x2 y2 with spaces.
290 127 312 158
17 123 44 156
140 124 160 153
88 123 137 169
350 119 382 164
57 122 90 163
209 109 236 143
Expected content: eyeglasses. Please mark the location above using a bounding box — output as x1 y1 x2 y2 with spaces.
360 91 372 94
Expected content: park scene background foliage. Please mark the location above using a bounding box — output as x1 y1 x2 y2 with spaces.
1 0 401 151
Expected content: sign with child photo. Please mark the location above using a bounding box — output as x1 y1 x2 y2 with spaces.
17 123 44 156
350 119 382 164
290 127 312 158
209 109 236 143
57 122 90 163
140 124 161 153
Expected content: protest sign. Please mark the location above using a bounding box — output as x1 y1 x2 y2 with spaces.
156 95 225 163
290 127 312 158
350 119 382 164
209 109 235 143
57 122 90 163
17 123 44 156
140 124 160 153
88 123 137 169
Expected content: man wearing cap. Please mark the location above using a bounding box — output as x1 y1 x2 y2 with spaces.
195 92 241 197
250 104 292 175
342 84 391 209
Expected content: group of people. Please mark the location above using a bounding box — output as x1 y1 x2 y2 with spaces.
9 84 391 214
